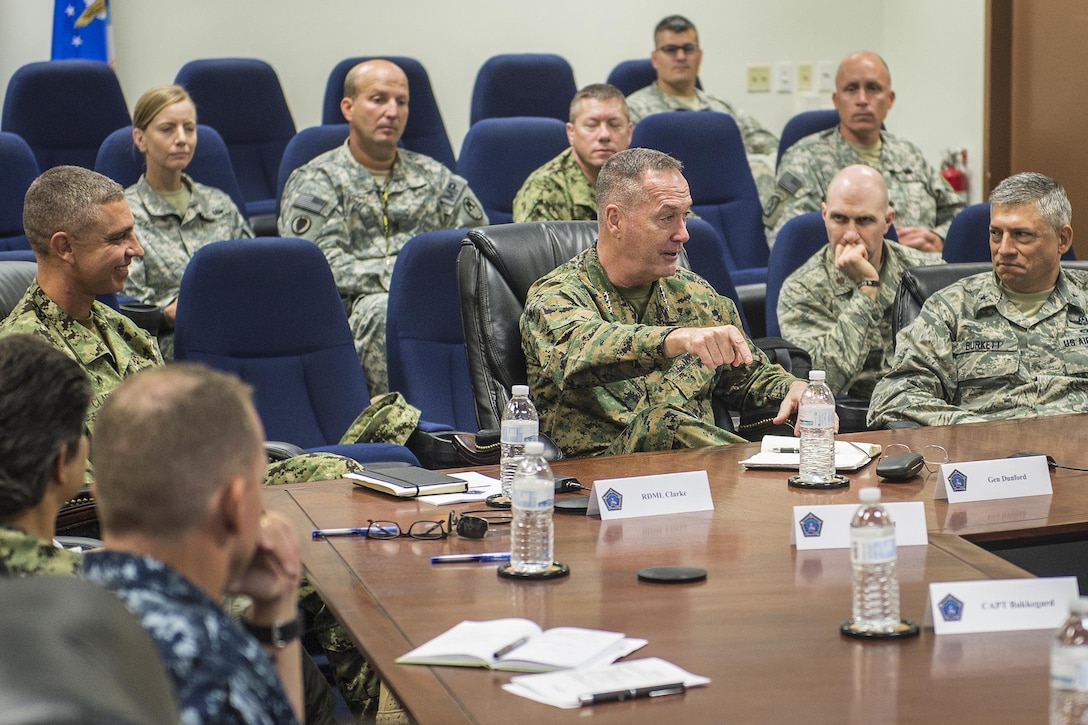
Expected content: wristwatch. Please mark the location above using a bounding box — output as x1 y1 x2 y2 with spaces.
856 280 881 288
244 613 302 649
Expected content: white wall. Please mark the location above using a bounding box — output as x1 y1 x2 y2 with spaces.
0 0 986 202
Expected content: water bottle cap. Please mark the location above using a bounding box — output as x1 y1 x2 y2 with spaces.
511 385 530 398
808 370 826 382
858 487 881 503
523 440 545 455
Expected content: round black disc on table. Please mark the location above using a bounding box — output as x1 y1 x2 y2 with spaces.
555 496 590 514
788 474 850 489
637 566 707 584
840 618 920 639
497 561 570 580
485 493 512 509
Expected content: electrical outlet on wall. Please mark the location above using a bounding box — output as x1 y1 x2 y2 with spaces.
817 61 836 92
797 63 813 92
747 65 771 93
774 62 794 93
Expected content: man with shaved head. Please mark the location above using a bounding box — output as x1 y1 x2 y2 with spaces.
279 59 487 396
778 165 943 399
765 51 963 250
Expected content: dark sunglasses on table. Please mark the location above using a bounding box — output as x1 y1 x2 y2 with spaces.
448 509 512 539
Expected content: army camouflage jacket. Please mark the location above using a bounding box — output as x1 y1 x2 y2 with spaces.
0 525 81 577
82 550 298 725
868 268 1088 428
766 128 965 245
0 281 163 436
124 174 252 309
522 247 797 456
625 84 779 155
778 240 943 398
278 143 487 299
512 148 598 222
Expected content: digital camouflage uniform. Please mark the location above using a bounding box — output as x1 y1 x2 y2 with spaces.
125 174 252 358
82 550 299 725
868 268 1088 428
278 143 488 395
512 147 598 222
778 240 943 398
0 525 82 577
765 128 965 246
0 280 163 441
521 247 798 457
626 84 779 208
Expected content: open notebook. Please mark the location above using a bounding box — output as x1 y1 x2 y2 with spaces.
739 435 881 471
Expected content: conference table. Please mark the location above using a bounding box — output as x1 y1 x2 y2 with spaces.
265 414 1088 723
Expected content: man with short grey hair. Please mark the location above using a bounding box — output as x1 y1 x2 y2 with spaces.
868 172 1088 427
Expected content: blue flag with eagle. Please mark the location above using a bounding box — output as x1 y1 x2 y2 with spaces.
52 0 112 63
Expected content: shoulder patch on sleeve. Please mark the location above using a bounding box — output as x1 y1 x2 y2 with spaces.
462 196 485 222
777 171 803 195
439 178 467 208
290 194 331 216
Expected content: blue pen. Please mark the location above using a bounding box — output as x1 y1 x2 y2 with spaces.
430 552 511 564
311 526 397 540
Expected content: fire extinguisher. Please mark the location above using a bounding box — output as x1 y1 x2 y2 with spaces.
940 148 969 204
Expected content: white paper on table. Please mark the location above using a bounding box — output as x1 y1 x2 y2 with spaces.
502 656 710 709
415 472 502 506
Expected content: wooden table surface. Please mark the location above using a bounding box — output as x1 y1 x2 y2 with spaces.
266 414 1088 724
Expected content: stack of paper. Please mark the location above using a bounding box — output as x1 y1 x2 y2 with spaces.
739 435 881 471
503 657 710 709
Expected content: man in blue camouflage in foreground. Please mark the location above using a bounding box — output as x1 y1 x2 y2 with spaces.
521 148 806 457
869 172 1088 427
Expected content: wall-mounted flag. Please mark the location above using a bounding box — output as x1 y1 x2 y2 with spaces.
52 0 112 63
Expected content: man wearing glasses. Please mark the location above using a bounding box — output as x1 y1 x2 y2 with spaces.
868 172 1088 428
625 15 778 207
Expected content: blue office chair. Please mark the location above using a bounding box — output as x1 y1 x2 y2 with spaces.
275 125 349 210
470 54 577 125
386 228 478 431
776 109 840 170
605 58 701 97
94 125 247 214
173 237 420 465
766 211 900 337
174 58 296 219
631 112 768 286
456 117 569 224
1 60 131 171
322 56 455 171
0 132 38 252
683 218 750 334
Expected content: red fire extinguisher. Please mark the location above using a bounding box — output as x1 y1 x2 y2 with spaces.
941 148 968 203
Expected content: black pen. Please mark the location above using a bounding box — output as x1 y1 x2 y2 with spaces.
492 635 530 659
578 682 687 706
772 447 800 454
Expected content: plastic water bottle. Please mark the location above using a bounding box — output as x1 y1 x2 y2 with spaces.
1050 597 1088 724
798 369 836 484
510 440 554 574
500 385 538 499
850 487 901 633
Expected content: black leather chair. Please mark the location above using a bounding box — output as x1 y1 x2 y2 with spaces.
0 576 179 724
457 221 767 437
892 261 1088 336
457 221 599 430
0 261 36 319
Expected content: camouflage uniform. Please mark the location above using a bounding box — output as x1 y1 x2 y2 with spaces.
521 247 798 457
0 280 163 439
778 240 943 398
512 148 597 222
0 525 82 577
766 128 965 246
125 174 252 358
82 550 299 725
868 268 1088 428
278 143 488 395
626 84 779 207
